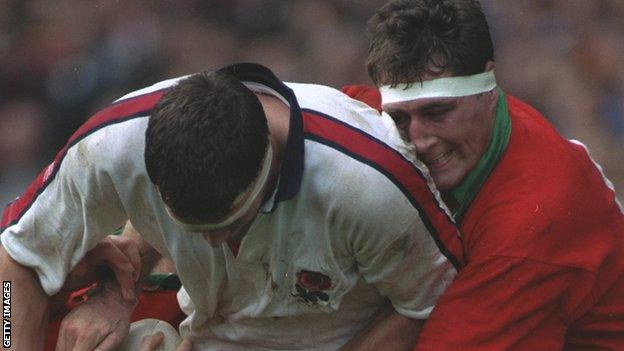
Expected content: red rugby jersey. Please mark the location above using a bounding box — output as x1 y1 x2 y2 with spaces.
342 85 624 350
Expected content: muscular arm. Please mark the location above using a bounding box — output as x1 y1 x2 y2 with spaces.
121 222 163 285
0 247 50 350
335 168 456 351
340 305 424 351
56 222 164 351
71 221 162 302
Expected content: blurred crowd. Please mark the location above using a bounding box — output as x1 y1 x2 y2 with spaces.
1 0 623 207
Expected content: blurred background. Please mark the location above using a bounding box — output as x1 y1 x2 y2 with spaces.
0 0 623 207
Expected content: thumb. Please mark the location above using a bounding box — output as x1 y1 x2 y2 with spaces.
175 338 193 351
94 329 126 351
138 331 165 351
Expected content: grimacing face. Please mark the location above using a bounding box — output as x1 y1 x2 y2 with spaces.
383 87 498 190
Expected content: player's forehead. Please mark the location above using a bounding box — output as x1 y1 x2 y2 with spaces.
381 66 456 112
380 66 496 115
383 96 460 114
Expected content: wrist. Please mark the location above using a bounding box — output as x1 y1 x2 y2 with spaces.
94 282 139 309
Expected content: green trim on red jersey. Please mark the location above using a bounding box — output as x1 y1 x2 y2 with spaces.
452 89 511 219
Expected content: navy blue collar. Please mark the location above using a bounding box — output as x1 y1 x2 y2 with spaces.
217 63 304 204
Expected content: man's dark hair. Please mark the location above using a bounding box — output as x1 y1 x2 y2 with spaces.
145 72 269 223
366 0 494 86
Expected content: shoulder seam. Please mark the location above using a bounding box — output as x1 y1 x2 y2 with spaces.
0 110 152 232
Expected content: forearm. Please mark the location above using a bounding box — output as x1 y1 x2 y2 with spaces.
55 221 161 304
60 222 162 314
53 224 163 350
121 222 162 292
0 247 50 350
340 306 424 351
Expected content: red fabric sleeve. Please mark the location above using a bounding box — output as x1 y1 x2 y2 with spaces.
415 256 595 351
341 85 382 112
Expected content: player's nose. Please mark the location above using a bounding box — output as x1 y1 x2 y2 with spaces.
409 118 437 153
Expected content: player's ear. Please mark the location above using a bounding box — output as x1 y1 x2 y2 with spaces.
488 89 499 108
485 61 497 107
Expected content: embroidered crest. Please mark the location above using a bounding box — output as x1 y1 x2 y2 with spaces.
291 270 331 305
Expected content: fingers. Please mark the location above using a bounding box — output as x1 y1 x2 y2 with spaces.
137 332 192 351
90 236 140 301
93 331 125 351
72 331 109 351
108 243 139 301
109 235 141 282
176 338 193 351
56 277 134 351
55 315 80 351
138 331 165 351
56 322 107 351
54 323 76 351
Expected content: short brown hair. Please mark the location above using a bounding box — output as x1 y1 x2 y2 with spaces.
145 72 269 223
366 0 494 86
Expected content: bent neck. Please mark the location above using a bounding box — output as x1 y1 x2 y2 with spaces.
257 93 290 151
257 93 291 191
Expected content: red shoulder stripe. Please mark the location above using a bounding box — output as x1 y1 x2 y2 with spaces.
1 90 166 231
302 109 465 269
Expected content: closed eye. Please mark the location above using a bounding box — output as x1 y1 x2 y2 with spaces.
421 104 456 121
386 111 411 141
388 111 410 130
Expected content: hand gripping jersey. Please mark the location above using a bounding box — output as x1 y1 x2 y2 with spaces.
343 85 624 350
0 64 463 350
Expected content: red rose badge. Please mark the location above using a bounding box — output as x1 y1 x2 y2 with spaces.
292 270 332 305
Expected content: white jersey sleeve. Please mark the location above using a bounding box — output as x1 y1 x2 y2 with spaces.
0 127 132 295
0 79 175 296
0 84 172 296
311 146 456 319
347 188 455 319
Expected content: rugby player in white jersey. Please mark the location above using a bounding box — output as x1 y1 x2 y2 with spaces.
0 63 463 350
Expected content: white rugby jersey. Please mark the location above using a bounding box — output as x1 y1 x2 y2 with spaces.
1 63 462 350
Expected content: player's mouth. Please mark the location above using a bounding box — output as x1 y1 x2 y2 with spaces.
421 149 453 171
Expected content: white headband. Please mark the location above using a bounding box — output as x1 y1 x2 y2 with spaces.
379 71 497 105
166 144 273 232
